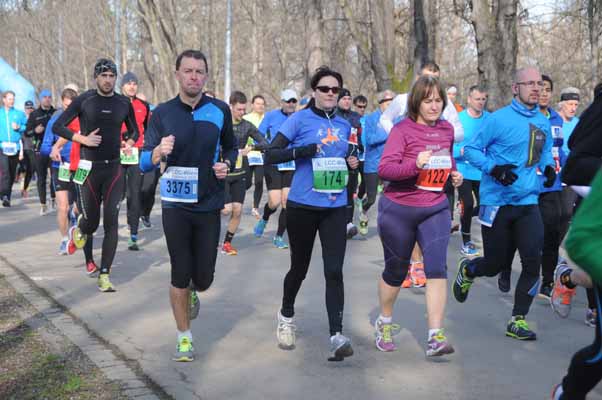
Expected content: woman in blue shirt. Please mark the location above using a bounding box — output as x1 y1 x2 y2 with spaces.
265 66 359 361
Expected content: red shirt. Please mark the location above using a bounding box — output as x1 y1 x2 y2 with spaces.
66 118 81 171
120 97 150 148
378 118 456 207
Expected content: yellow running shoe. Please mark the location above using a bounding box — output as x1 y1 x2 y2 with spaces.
97 273 116 293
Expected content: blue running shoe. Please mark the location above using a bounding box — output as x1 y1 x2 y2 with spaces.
273 236 289 249
460 241 480 257
58 239 69 255
254 219 267 237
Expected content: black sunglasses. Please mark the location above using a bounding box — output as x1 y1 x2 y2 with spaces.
355 104 367 109
315 86 341 95
284 98 298 104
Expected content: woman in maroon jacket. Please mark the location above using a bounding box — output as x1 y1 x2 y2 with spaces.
374 76 463 357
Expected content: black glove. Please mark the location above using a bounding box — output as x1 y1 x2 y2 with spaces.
294 144 318 159
543 165 556 188
490 164 518 186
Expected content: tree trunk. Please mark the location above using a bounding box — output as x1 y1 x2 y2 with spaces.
306 0 324 89
588 0 601 91
368 0 395 90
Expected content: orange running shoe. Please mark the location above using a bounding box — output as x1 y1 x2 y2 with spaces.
411 262 427 288
221 241 238 255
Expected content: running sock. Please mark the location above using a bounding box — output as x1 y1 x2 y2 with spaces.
428 328 441 339
224 231 235 243
130 234 138 241
560 269 576 289
177 330 192 342
262 203 277 221
276 209 287 236
378 315 392 324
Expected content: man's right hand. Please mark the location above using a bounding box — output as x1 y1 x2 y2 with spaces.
159 135 175 157
490 164 518 186
78 128 102 147
34 124 44 134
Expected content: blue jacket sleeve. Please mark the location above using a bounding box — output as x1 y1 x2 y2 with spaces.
464 116 496 174
40 116 58 157
258 113 270 137
538 124 555 171
365 113 388 147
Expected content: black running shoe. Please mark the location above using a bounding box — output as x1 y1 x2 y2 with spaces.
498 269 511 293
506 316 536 341
453 258 474 303
140 215 151 228
538 283 553 300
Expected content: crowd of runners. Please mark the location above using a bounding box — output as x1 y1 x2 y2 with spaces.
1 50 601 399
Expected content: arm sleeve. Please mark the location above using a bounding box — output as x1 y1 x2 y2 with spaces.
537 124 555 171
366 118 388 147
143 101 151 132
562 132 602 186
40 116 58 157
17 112 27 134
379 94 405 134
53 96 83 140
220 106 238 171
139 109 163 172
249 126 269 151
122 102 140 143
377 126 419 181
443 102 464 143
263 133 294 164
464 117 496 174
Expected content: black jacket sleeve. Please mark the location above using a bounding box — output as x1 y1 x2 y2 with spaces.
263 133 318 164
249 126 269 151
220 106 238 171
122 101 140 143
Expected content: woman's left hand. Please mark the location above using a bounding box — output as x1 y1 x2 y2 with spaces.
347 155 359 169
451 170 463 187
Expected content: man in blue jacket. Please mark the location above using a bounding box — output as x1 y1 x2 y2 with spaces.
453 67 556 341
0 90 27 207
357 89 395 235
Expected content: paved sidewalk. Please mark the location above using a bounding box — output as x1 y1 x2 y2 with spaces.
1 193 600 399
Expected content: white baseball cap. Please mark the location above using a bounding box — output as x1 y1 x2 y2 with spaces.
280 89 298 101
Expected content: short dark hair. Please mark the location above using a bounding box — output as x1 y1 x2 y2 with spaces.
251 95 265 104
61 88 78 100
353 95 368 105
407 76 447 122
420 60 440 74
175 49 209 73
468 85 487 95
229 90 247 105
542 74 554 91
310 66 343 90
2 90 15 98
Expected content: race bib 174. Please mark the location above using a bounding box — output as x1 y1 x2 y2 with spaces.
312 157 348 194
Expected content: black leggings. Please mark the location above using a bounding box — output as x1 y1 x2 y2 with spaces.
357 161 366 199
76 161 124 274
140 168 159 217
122 164 142 235
458 179 480 244
466 205 543 316
34 152 55 205
0 152 18 200
539 191 571 286
560 285 602 400
361 172 379 213
346 171 359 224
22 149 35 191
251 165 264 209
163 208 220 290
282 204 347 336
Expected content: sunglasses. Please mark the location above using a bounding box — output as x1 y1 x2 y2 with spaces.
355 104 367 109
283 98 298 104
315 86 341 95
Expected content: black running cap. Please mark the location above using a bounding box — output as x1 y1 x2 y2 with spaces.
94 58 117 77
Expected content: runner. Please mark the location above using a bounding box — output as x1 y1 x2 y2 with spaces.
41 88 79 255
25 89 56 214
254 88 298 249
243 94 266 218
358 89 395 236
221 91 268 255
19 100 36 198
336 88 362 239
454 85 489 257
375 76 462 356
120 71 151 251
266 66 358 361
53 58 139 292
139 49 237 362
453 67 556 340
0 90 27 207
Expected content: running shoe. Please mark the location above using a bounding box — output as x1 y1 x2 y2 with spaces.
498 269 512 293
140 215 152 228
450 223 460 233
585 308 597 328
172 336 194 362
506 316 536 340
359 213 369 236
538 283 553 300
68 216 87 249
221 241 238 255
67 240 77 255
374 318 397 352
58 239 69 256
550 262 576 318
69 208 78 228
40 204 48 215
86 261 99 276
426 329 455 357
411 262 427 288
328 333 354 362
273 236 289 249
276 311 296 350
401 270 412 289
550 383 563 400
97 273 116 293
453 258 474 303
251 208 261 219
460 241 480 257
128 236 139 251
1 196 9 207
254 219 267 237
346 223 358 239
189 290 200 320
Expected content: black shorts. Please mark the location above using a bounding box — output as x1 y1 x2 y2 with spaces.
224 174 246 204
51 166 73 192
163 208 220 290
264 164 294 191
